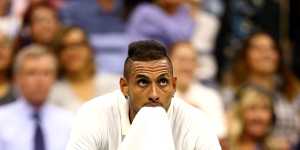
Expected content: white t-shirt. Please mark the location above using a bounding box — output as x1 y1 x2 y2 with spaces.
66 90 221 150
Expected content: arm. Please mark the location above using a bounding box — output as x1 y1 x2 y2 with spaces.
66 103 106 150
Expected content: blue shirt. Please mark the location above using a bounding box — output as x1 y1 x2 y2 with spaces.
127 3 195 46
0 98 73 150
60 0 125 34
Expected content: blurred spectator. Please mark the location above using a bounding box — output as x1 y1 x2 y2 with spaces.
127 0 195 47
11 0 64 18
60 0 125 34
60 0 127 75
0 0 21 38
0 44 72 150
0 33 17 105
228 84 289 150
222 32 300 146
187 0 220 81
49 26 119 112
215 0 280 80
14 2 61 52
169 42 227 139
201 0 224 18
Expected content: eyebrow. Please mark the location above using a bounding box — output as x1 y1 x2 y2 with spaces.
135 74 149 79
157 73 170 79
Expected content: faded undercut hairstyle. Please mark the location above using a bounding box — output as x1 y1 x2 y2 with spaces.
123 40 173 79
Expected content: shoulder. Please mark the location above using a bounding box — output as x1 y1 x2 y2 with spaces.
171 98 209 122
0 102 20 118
131 3 162 18
171 99 221 148
66 90 124 148
74 90 123 125
79 90 122 112
46 104 73 121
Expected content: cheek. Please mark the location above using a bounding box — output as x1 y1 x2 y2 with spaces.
260 110 272 124
247 51 260 65
128 84 146 105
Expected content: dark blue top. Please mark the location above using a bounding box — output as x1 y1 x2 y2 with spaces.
60 0 125 34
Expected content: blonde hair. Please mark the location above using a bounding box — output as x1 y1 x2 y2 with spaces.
228 85 274 149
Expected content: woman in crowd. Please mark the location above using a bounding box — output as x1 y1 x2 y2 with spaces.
13 2 61 52
0 32 17 105
228 84 289 150
169 42 227 144
49 26 119 112
223 32 300 147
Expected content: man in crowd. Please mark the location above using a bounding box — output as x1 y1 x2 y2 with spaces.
0 44 72 150
67 40 221 150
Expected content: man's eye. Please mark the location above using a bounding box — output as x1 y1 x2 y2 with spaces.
137 79 148 87
159 78 169 86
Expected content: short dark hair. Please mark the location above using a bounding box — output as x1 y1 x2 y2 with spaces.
123 40 173 78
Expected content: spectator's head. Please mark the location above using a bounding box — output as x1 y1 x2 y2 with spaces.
227 32 300 100
0 32 13 79
97 0 116 12
169 42 197 92
155 0 183 14
0 0 10 16
14 44 57 108
120 40 176 122
55 26 95 79
229 84 275 147
244 32 279 76
19 2 60 47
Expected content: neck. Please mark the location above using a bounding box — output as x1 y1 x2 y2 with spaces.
129 106 135 124
27 100 44 111
239 134 260 150
248 73 275 91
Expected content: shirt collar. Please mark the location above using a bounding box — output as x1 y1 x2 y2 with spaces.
17 97 48 121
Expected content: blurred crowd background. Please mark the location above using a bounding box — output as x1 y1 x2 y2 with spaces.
0 0 300 149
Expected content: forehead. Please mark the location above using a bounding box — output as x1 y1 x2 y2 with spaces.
241 92 271 108
32 7 55 19
131 59 172 77
21 55 56 70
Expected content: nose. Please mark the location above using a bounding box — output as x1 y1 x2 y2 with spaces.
149 85 160 102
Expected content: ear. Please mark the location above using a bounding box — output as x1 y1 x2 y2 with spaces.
172 76 177 92
120 77 129 97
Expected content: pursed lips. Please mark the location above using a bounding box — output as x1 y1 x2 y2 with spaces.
144 102 162 107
